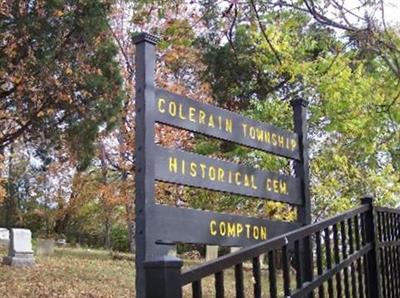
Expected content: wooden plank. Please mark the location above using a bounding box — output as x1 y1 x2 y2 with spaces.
151 205 300 247
154 89 300 160
154 146 302 205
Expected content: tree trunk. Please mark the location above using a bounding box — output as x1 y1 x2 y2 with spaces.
105 216 111 250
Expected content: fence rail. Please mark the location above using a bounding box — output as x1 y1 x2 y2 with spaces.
145 197 400 297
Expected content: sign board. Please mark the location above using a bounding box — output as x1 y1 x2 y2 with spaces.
133 32 310 298
155 88 300 160
154 146 301 205
152 205 301 247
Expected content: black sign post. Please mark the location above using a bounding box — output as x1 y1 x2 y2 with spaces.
133 32 312 297
292 98 313 293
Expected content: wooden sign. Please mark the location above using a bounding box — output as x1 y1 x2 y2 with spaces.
133 33 311 298
154 146 301 205
154 88 300 160
152 205 301 247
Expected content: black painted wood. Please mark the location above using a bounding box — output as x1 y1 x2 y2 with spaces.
133 32 163 298
360 197 381 298
154 146 302 205
154 88 300 160
152 205 300 247
292 99 313 296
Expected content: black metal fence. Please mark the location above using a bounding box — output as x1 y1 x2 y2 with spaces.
144 197 400 297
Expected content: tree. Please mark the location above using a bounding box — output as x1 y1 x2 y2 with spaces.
199 1 400 218
0 0 124 168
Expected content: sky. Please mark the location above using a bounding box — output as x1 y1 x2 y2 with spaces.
338 0 400 27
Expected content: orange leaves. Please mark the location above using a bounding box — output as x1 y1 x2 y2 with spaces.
53 10 64 17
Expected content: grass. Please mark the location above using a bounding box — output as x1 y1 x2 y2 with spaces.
0 245 288 297
0 246 135 298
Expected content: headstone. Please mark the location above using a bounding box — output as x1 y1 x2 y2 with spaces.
0 228 9 246
56 239 67 247
206 245 219 261
3 228 35 267
168 247 177 257
230 247 241 253
36 239 55 256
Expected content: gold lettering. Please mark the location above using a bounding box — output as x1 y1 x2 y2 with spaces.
228 171 232 184
225 119 233 133
199 110 206 124
218 116 222 130
253 226 259 240
169 157 177 173
181 159 185 175
210 220 217 236
199 163 206 178
168 101 177 117
271 133 277 146
251 175 257 190
257 128 264 141
244 174 250 187
249 126 256 139
237 224 243 237
217 168 225 182
178 104 186 120
242 123 248 137
227 223 236 237
260 227 267 240
219 221 226 236
208 115 215 128
266 179 273 191
209 166 216 181
265 131 271 143
235 172 241 186
158 98 166 113
189 107 196 122
278 135 284 147
245 224 251 238
280 180 287 194
273 179 279 193
291 139 297 151
190 162 197 177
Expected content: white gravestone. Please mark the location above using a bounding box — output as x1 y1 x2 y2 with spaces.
3 228 35 267
36 239 55 256
0 228 9 246
206 245 219 261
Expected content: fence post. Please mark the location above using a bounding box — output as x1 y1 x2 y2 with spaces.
144 255 183 298
361 196 381 298
291 98 313 291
